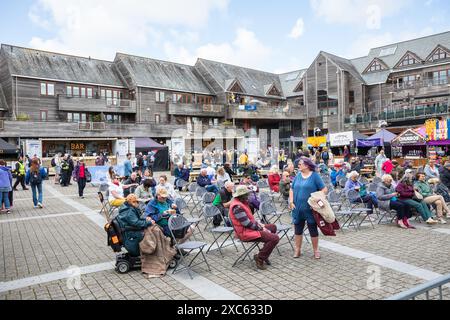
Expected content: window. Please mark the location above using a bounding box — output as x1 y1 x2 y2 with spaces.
156 91 165 103
296 96 304 106
155 114 161 123
101 88 121 105
105 114 121 123
398 54 419 67
67 86 72 96
40 82 55 96
172 93 192 104
349 91 355 104
87 88 93 98
81 87 86 97
432 70 448 85
368 60 384 72
40 110 48 121
197 95 213 105
67 112 88 122
430 48 449 62
397 75 418 89
73 86 80 97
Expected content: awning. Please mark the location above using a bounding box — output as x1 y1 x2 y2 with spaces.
369 129 397 143
134 137 167 150
0 138 20 154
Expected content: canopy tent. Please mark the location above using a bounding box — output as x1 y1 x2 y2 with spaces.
328 131 368 147
0 138 20 155
369 129 397 143
134 137 169 171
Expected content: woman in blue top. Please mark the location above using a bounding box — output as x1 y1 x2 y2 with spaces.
289 157 327 259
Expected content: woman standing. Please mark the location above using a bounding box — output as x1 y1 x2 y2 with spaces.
74 158 89 198
25 159 47 209
53 153 61 185
0 160 12 214
374 150 387 177
343 146 350 163
289 157 327 259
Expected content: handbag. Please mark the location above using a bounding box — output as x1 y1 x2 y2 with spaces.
414 189 423 201
85 169 92 183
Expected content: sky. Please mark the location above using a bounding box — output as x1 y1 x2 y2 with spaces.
0 0 449 74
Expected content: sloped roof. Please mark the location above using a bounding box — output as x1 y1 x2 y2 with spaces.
1 44 125 87
321 52 366 84
369 129 397 143
350 31 450 84
278 70 306 98
116 53 212 95
196 58 285 98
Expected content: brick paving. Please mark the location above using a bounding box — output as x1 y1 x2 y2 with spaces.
1 179 449 300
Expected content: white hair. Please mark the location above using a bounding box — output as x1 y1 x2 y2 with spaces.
382 174 393 183
225 181 234 188
348 171 359 179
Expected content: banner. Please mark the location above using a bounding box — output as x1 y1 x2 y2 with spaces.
245 104 257 111
356 138 382 147
329 131 354 147
88 165 124 185
307 136 327 147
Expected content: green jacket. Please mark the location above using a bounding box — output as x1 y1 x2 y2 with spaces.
414 180 433 198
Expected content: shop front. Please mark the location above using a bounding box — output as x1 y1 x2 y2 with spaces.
329 131 368 161
425 119 450 163
391 129 427 167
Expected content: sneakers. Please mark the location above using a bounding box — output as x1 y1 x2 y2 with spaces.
426 217 438 225
37 203 43 209
253 254 267 270
5 209 11 214
398 220 408 229
439 218 447 224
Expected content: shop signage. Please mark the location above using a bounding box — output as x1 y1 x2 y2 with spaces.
425 118 450 141
393 129 425 145
329 131 353 147
70 142 86 150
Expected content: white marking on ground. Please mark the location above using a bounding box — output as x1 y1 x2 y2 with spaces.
0 212 83 224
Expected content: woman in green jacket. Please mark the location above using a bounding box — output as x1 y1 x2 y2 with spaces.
414 173 448 224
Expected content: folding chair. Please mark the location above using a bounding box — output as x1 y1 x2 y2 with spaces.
259 201 286 225
192 186 207 215
203 205 239 257
98 191 116 221
176 179 190 201
175 197 204 240
274 223 294 254
346 189 375 230
338 177 348 189
227 219 261 267
257 179 270 190
367 183 378 193
168 214 211 280
378 208 398 225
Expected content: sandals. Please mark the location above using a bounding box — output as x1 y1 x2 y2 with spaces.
293 251 302 259
314 251 321 259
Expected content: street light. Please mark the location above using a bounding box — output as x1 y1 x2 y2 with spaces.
313 127 321 137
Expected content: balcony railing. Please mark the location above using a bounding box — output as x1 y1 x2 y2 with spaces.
168 103 225 117
392 77 450 92
58 95 137 114
344 101 450 126
227 104 306 120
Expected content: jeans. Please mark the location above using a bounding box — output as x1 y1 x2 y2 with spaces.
31 183 43 206
402 199 433 220
390 200 411 219
255 224 280 261
77 178 86 197
353 194 378 212
205 184 219 194
0 192 11 209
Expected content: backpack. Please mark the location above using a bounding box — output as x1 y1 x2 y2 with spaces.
51 158 56 167
322 152 329 161
104 218 123 253
137 156 144 167
29 170 42 185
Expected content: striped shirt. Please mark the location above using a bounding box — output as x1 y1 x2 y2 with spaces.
232 204 262 231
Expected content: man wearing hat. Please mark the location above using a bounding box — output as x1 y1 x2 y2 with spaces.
229 186 279 270
145 188 193 244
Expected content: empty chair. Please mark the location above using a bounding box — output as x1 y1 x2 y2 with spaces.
98 191 117 221
259 201 285 225
168 214 211 280
174 197 204 240
257 179 269 189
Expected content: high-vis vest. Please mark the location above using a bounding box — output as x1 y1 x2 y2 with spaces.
17 162 25 176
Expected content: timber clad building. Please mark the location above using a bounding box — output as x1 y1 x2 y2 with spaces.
0 31 450 154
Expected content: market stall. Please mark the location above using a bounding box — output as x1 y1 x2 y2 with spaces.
329 131 368 162
424 119 450 163
391 128 427 167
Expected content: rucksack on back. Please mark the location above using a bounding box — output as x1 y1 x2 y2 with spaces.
51 158 56 167
30 171 42 185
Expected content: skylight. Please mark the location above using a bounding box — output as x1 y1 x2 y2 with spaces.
285 72 299 81
379 46 397 57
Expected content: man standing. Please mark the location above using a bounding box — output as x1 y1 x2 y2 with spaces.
60 155 70 187
13 156 28 191
124 153 133 179
67 155 74 185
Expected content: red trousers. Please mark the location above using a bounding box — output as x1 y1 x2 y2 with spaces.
255 224 279 261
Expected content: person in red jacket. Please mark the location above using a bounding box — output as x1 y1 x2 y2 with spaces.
267 165 281 193
382 159 394 175
229 186 279 270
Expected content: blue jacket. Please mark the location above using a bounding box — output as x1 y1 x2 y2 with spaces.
174 168 190 181
0 166 12 189
144 198 180 225
197 174 212 187
117 202 152 256
124 159 133 177
330 169 344 186
25 167 47 185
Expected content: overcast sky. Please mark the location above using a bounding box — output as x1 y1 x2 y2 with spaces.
1 0 449 73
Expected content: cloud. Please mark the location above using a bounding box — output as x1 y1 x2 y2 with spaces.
310 0 411 30
164 28 272 70
288 18 305 39
345 27 435 58
28 0 229 60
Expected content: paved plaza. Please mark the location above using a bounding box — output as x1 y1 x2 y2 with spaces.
1 176 449 300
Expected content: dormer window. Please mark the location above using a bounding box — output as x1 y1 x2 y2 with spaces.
427 45 450 62
368 60 384 72
396 52 421 68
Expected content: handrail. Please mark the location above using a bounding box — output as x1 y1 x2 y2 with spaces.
386 273 450 300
